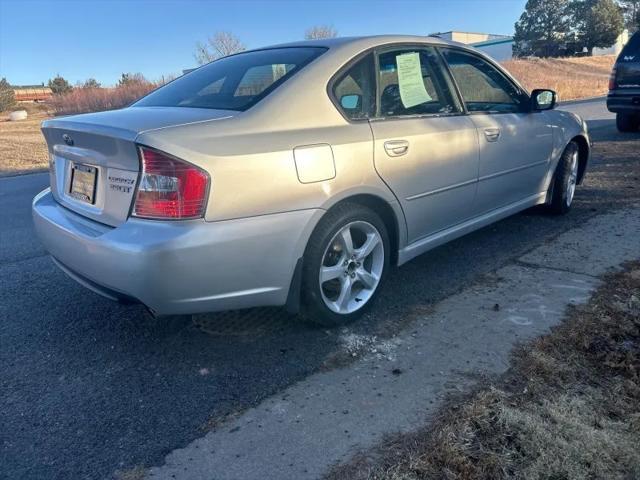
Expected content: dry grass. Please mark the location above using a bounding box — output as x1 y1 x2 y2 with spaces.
0 103 50 176
502 55 615 101
49 83 156 116
327 262 640 480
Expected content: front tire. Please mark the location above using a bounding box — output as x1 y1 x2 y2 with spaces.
616 113 639 132
301 203 389 326
547 141 579 215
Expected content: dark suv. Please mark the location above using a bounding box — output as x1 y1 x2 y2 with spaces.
608 31 640 132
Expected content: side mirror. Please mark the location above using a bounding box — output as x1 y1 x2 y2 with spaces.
531 89 557 111
340 94 361 110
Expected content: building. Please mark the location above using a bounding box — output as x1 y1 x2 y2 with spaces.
13 85 53 102
470 37 515 62
430 30 511 45
430 31 515 61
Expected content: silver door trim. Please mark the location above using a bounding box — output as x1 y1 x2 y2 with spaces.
405 177 477 201
478 159 548 183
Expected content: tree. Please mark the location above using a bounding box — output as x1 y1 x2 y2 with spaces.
618 0 640 31
0 78 16 112
117 73 147 88
304 25 338 40
194 31 245 64
514 0 572 57
82 78 101 89
574 0 625 55
48 75 72 95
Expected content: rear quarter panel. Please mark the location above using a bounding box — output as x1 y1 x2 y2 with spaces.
137 118 397 215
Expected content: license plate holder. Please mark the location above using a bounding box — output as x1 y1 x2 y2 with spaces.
69 164 98 204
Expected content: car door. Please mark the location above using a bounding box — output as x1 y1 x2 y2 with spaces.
368 46 480 244
440 48 554 215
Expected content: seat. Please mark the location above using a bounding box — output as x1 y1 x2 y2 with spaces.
380 84 402 116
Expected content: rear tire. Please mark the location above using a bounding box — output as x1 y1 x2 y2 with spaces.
616 113 639 132
300 203 389 327
546 141 579 215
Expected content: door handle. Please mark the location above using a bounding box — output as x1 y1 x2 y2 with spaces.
384 140 409 157
484 128 501 142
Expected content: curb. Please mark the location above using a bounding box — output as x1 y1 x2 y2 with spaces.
559 95 607 106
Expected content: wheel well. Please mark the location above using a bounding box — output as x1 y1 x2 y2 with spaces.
328 194 400 266
572 135 589 184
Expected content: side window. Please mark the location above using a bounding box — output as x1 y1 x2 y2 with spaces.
376 47 459 117
441 49 524 113
332 54 376 120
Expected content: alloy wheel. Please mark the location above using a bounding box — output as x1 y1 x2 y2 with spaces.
319 221 384 314
566 149 579 207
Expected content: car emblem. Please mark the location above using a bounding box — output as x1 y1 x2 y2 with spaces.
62 134 74 146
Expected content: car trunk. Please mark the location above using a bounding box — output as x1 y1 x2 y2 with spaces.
41 107 233 227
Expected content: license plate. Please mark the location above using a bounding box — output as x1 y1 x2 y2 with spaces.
69 164 97 204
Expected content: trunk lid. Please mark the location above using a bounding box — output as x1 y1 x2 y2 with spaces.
42 107 233 226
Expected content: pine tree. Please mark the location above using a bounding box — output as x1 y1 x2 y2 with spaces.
617 0 639 32
514 0 572 57
574 0 625 55
48 75 73 95
117 73 148 88
82 78 101 89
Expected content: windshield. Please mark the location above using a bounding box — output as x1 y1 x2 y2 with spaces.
134 47 326 111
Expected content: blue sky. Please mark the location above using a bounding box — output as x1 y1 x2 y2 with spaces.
0 0 526 86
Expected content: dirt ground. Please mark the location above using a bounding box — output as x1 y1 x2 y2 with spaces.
0 103 50 177
327 261 640 480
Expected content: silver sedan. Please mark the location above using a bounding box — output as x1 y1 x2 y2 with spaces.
33 35 590 325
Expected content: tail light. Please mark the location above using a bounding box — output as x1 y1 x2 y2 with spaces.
133 146 209 219
609 67 617 91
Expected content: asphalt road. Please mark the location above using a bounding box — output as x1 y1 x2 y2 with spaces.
1 98 638 480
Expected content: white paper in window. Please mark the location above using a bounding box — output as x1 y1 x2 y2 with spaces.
396 52 432 108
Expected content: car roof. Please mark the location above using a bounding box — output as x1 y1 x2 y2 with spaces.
253 35 465 52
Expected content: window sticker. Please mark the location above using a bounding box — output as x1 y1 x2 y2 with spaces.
396 52 432 108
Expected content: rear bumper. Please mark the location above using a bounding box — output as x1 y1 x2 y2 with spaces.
607 93 640 114
33 189 320 315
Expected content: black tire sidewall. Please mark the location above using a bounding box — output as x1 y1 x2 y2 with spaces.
301 203 390 326
616 113 639 132
549 141 578 214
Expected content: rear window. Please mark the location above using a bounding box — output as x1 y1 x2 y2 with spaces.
134 47 326 111
620 32 640 59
